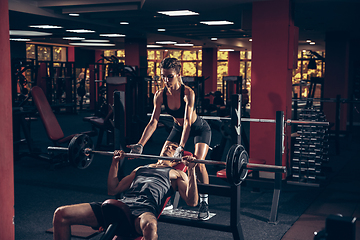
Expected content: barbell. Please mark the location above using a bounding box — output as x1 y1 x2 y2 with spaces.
148 113 330 126
47 134 287 186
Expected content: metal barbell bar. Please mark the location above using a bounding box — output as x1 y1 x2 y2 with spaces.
47 146 286 174
87 148 286 173
47 134 286 186
149 113 330 126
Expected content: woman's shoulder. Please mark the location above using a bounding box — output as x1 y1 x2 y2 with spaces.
154 88 165 97
183 84 194 95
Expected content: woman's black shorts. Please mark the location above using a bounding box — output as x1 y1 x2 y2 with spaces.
166 116 211 146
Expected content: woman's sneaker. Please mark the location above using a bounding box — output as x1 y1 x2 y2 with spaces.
197 201 210 220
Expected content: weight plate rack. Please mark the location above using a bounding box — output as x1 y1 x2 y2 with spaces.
291 108 329 185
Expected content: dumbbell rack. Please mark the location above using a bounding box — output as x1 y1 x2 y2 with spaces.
291 108 329 186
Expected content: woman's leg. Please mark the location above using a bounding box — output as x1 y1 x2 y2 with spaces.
53 203 99 240
194 142 211 220
194 142 210 184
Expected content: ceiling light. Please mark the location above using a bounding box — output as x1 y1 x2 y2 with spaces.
147 45 162 48
29 25 63 29
100 34 126 37
200 21 234 25
158 10 199 17
82 39 110 42
9 30 52 36
310 42 315 45
249 39 252 42
120 22 129 25
63 37 85 40
219 49 234 51
69 43 116 46
69 13 80 17
66 29 95 33
158 29 166 32
306 39 311 43
174 43 194 47
10 38 31 41
156 41 177 44
211 38 217 41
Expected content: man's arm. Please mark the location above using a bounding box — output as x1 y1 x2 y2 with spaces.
107 150 137 196
176 159 198 207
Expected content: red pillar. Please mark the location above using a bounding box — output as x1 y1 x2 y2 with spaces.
0 0 15 239
67 46 75 62
228 51 240 76
250 0 298 168
323 32 350 131
125 38 147 76
202 48 217 94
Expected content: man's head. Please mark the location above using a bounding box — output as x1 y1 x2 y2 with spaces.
158 141 179 166
159 58 183 89
160 141 179 157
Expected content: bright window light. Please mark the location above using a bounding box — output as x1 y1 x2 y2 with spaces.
100 34 126 37
69 43 115 46
156 41 177 44
174 43 194 47
66 29 95 33
9 30 52 36
63 37 85 40
69 13 80 17
10 38 31 41
158 10 199 17
200 21 234 25
82 39 110 42
29 25 63 29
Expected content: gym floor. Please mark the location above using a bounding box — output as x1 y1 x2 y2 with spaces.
14 109 360 240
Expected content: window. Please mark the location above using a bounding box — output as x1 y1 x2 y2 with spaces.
292 50 325 98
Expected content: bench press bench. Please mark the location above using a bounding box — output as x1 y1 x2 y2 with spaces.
31 86 96 166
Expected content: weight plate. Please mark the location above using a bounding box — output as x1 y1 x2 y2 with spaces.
68 134 94 169
226 144 247 186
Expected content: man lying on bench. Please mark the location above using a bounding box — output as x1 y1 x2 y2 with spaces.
52 141 198 240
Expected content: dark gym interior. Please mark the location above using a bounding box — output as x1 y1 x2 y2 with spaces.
1 0 360 239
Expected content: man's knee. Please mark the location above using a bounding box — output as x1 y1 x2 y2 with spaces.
142 221 158 239
53 206 70 225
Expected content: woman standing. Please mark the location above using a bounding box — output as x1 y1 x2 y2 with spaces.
129 58 211 220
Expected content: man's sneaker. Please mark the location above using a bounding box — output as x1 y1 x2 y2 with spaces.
197 201 210 220
163 200 173 211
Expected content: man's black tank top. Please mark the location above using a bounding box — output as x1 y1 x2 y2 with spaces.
121 166 174 217
163 84 186 118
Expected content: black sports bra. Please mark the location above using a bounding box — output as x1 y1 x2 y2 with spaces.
163 84 186 118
